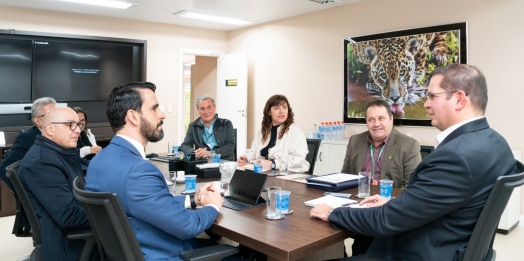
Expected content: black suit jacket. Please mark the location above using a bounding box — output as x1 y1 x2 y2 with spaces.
0 126 40 194
329 118 521 261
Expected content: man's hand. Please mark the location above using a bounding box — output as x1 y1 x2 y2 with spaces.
310 203 333 222
194 183 213 205
90 146 102 154
194 148 210 159
199 184 223 211
359 194 390 208
237 155 248 166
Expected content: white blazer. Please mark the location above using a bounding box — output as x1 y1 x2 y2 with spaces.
245 124 309 173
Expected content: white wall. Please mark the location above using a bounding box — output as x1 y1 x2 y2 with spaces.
0 6 228 154
227 0 524 212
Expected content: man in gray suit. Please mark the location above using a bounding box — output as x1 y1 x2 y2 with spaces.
341 99 421 188
311 64 521 261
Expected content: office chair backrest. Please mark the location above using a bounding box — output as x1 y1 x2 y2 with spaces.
234 128 237 160
462 161 524 261
72 177 145 261
5 160 43 260
305 139 321 174
419 145 434 160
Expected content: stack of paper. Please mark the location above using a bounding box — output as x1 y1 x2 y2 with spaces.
196 163 220 169
304 195 358 208
276 174 310 184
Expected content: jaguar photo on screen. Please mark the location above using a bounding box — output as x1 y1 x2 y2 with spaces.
343 22 467 126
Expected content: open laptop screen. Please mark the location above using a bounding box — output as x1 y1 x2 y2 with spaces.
225 170 267 206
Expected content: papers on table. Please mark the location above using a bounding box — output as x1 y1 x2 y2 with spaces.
307 173 359 184
276 174 310 184
196 163 220 169
304 195 358 208
237 164 271 172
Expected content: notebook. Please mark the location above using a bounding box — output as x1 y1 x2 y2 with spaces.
222 170 268 211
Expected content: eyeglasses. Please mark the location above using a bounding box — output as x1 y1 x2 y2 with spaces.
50 121 85 131
426 90 458 101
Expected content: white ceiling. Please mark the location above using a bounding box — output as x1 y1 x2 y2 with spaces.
0 0 364 31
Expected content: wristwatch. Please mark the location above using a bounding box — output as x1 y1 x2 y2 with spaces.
189 195 197 209
271 159 276 170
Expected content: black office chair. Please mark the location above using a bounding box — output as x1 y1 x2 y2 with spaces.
5 160 96 261
419 145 434 160
234 128 237 160
72 177 238 261
305 139 321 174
461 162 524 261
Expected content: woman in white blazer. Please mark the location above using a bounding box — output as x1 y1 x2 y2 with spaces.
238 95 309 173
73 107 102 159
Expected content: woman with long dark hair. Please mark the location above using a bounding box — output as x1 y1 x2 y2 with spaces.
72 107 102 160
238 95 309 172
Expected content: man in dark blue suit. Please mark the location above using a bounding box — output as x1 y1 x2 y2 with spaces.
18 107 90 261
310 64 522 261
0 97 56 195
86 82 224 261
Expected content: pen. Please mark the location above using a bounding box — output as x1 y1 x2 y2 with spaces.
341 202 357 207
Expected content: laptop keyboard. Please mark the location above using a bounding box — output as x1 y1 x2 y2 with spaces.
150 156 174 163
223 198 255 211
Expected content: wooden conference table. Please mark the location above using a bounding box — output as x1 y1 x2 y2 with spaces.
151 160 401 261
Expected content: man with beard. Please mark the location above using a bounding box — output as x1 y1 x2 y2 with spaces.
18 107 91 261
86 82 224 260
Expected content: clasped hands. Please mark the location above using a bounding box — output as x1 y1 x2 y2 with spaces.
194 183 223 210
309 194 390 222
194 148 211 159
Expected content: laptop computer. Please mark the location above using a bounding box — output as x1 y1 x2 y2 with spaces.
222 170 268 211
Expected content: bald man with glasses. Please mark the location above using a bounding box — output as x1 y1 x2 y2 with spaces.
18 107 93 261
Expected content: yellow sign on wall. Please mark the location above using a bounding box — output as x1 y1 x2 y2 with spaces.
225 79 238 86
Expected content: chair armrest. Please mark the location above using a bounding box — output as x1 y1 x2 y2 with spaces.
180 244 239 261
66 229 93 240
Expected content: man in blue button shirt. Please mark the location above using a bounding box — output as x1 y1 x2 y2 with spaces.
181 94 236 161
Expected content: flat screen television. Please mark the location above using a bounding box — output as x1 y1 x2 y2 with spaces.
32 40 141 102
0 30 146 127
0 37 33 103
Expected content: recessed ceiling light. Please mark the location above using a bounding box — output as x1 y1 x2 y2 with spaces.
61 0 135 9
180 12 250 25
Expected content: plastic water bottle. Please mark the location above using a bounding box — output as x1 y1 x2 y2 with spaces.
325 122 332 141
340 121 345 139
317 122 325 140
335 121 342 140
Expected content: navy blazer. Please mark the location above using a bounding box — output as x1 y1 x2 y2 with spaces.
0 126 41 194
19 135 90 261
329 118 521 261
86 136 219 261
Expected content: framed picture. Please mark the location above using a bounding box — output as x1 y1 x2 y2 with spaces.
343 22 467 126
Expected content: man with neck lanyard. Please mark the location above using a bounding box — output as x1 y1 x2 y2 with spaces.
340 99 422 256
181 94 236 161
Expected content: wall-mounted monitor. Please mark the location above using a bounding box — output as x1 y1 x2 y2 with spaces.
0 37 33 103
32 40 140 102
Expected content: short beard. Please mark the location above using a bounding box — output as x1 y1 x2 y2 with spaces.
140 116 164 142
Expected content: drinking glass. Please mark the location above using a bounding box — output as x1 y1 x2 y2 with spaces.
265 187 284 220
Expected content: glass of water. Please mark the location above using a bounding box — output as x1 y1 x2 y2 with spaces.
219 161 237 195
279 158 288 175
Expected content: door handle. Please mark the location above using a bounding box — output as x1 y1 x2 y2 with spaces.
319 152 322 162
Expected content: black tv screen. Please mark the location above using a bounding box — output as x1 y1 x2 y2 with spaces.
32 40 140 102
0 38 33 103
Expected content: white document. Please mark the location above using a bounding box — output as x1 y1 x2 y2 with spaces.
276 174 310 184
307 173 359 184
196 163 220 169
304 195 358 208
0 131 5 145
